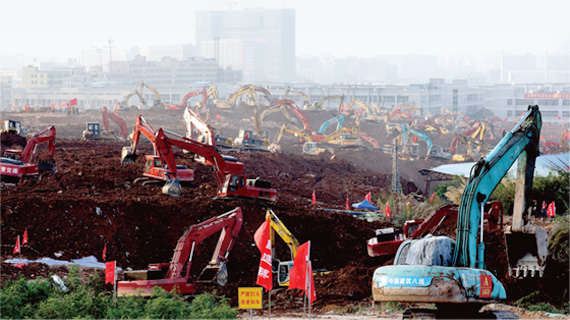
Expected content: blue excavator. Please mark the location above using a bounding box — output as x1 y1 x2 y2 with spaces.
372 105 548 319
318 114 345 135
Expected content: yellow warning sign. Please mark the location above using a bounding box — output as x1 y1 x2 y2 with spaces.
238 287 263 309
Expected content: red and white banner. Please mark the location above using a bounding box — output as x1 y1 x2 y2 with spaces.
547 201 556 217
365 192 371 202
254 216 272 291
385 203 392 218
68 98 78 106
312 190 316 205
13 235 21 254
105 261 116 284
289 241 316 303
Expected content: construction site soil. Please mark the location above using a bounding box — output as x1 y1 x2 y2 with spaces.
1 106 568 316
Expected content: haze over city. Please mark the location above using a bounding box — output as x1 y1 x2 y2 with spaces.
3 0 569 59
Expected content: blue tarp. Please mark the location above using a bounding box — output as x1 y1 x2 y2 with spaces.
352 199 378 210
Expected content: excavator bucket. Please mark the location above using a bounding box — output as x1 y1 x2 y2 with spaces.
38 159 57 174
505 225 548 277
196 262 227 286
162 178 182 197
120 146 138 164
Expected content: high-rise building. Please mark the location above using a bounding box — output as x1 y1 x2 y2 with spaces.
196 8 295 82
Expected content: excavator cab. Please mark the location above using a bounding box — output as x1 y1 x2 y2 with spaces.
277 261 294 286
1 120 22 135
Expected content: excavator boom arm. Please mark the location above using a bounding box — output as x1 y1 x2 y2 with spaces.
166 207 243 280
20 126 56 163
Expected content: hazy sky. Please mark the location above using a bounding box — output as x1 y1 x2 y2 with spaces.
2 0 569 59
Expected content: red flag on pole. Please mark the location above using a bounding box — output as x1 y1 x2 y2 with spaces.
365 192 371 202
312 190 316 205
254 214 273 291
547 202 556 217
346 195 349 210
429 192 436 202
23 228 28 245
60 102 66 107
13 235 21 254
385 203 391 218
289 241 316 303
68 98 78 106
105 261 116 284
102 243 107 261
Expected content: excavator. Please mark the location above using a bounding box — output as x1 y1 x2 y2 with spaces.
207 83 231 109
183 106 234 150
139 80 162 107
351 98 383 122
318 114 345 135
372 105 548 319
272 123 332 155
1 125 56 183
102 106 129 140
120 90 145 108
308 94 344 111
399 123 452 160
165 88 208 111
118 207 243 296
233 109 270 152
368 201 504 257
121 116 277 201
260 100 298 125
283 87 310 109
82 107 128 141
120 116 195 195
446 121 490 161
227 84 272 108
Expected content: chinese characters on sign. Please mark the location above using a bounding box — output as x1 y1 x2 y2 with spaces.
376 276 432 288
238 287 263 309
480 275 493 298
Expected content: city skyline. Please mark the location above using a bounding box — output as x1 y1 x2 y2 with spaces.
2 0 569 60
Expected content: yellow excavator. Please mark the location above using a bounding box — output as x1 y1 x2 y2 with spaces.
272 123 332 155
208 83 231 109
0 119 22 135
307 95 344 111
120 90 145 108
284 87 310 109
139 80 162 107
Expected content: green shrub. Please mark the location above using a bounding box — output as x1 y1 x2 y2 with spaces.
1 270 236 319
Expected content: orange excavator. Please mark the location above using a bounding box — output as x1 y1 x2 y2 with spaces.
1 126 56 183
118 207 243 296
121 116 277 201
165 88 208 111
120 116 195 196
101 106 129 140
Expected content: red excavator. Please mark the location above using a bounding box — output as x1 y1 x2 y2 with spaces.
165 88 208 111
120 116 194 195
118 207 243 296
122 116 277 201
367 201 503 257
1 125 56 183
101 106 129 140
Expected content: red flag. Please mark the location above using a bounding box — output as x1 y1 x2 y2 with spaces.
429 192 436 202
23 228 28 245
105 261 116 284
13 235 21 255
312 190 316 205
365 192 372 202
558 116 562 120
385 203 391 218
464 116 469 121
547 202 556 217
102 243 107 261
289 241 316 303
11 104 15 110
60 102 66 107
254 215 272 291
68 98 78 106
504 117 508 122
345 195 349 210
216 114 221 120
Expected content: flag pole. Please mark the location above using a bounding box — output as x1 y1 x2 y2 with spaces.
308 261 312 319
113 261 117 306
268 289 272 319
